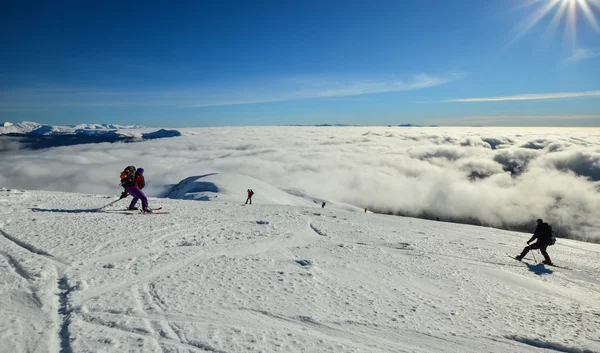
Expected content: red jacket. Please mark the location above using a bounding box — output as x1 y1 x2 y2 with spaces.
247 189 254 197
134 174 145 189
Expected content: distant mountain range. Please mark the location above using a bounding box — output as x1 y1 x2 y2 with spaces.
0 121 181 151
396 124 439 127
0 121 146 136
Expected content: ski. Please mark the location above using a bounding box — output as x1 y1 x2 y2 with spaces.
507 254 569 270
126 207 163 211
506 253 534 262
542 263 571 270
103 207 162 211
127 211 170 215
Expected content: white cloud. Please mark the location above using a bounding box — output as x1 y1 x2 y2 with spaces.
564 48 600 64
427 115 600 125
307 74 461 99
444 90 600 103
1 126 600 242
0 73 459 112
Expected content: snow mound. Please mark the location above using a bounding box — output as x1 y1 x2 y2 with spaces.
167 173 318 206
166 173 360 211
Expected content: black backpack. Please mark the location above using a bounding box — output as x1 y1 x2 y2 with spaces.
548 225 556 246
120 166 136 187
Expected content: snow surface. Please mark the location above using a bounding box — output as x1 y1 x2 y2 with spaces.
1 174 600 353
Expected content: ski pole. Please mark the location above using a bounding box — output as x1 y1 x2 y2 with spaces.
531 249 537 264
98 194 126 210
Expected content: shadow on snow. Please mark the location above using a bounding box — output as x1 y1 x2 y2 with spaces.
32 208 101 214
524 262 553 275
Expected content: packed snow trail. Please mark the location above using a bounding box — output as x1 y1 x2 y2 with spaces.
1 188 599 352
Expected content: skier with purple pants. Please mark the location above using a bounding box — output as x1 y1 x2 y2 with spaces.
121 167 152 213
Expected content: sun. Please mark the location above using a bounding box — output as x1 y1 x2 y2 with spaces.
508 0 600 46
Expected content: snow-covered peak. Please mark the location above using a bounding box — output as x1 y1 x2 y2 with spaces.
0 121 147 135
69 123 145 130
0 121 42 134
29 125 73 136
0 121 181 148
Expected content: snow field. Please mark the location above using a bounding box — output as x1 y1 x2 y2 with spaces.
1 186 599 353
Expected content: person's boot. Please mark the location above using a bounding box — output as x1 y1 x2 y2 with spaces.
143 207 153 213
515 247 529 261
128 206 138 210
542 259 553 265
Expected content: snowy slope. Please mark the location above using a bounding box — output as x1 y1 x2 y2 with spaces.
1 184 599 353
166 173 361 212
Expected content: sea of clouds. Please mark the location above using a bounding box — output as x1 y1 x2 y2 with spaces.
1 126 599 242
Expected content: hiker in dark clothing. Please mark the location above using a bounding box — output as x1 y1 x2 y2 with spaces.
245 189 254 204
515 219 553 265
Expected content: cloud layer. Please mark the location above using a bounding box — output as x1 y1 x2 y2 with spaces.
444 90 600 103
427 115 600 126
565 48 600 64
1 126 600 242
0 73 458 112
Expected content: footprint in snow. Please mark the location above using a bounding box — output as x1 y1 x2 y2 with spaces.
392 242 414 250
295 260 312 267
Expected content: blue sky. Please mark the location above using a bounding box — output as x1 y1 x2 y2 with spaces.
1 0 599 127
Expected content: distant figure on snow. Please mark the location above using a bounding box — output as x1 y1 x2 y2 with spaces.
120 166 152 213
364 208 367 213
321 202 326 208
515 218 554 265
245 189 254 204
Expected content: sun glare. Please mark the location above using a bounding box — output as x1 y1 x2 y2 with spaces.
509 0 600 45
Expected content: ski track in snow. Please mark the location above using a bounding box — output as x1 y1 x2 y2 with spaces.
505 335 597 353
0 214 71 353
0 250 30 280
1 189 600 352
0 228 66 263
